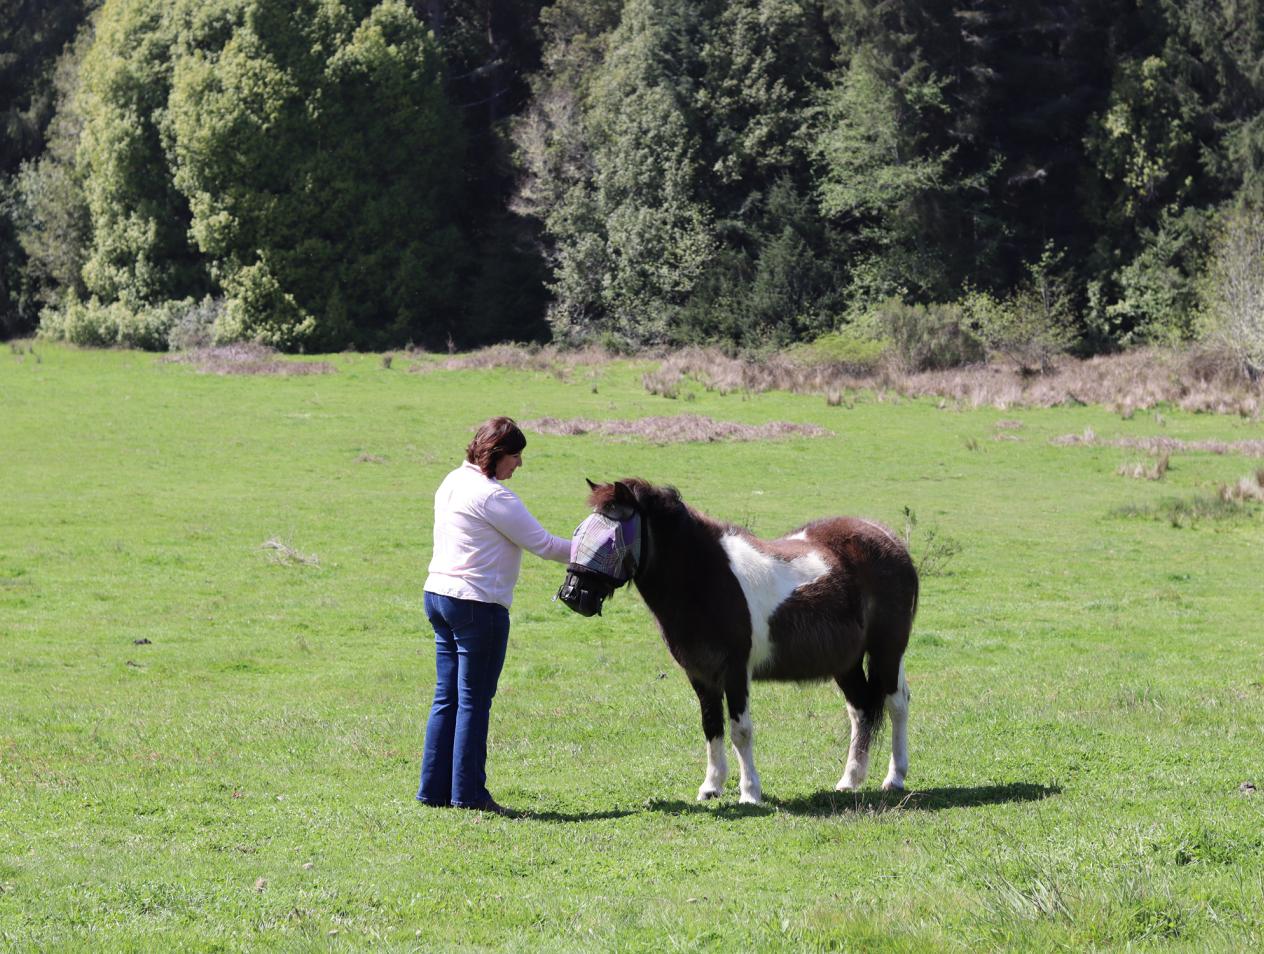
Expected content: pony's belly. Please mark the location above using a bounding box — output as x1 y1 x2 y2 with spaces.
719 534 830 674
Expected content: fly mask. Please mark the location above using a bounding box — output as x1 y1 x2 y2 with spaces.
555 511 642 617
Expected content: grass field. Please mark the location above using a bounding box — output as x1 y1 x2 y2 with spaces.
2 343 1263 951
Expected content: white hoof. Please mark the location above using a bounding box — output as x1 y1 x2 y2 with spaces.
881 774 906 792
739 791 762 805
697 786 722 801
836 766 866 791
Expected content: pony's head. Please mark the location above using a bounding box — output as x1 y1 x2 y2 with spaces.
556 479 645 617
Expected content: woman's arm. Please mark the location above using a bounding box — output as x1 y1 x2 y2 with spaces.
483 490 571 563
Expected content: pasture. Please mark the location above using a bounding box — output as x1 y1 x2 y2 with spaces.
2 344 1263 951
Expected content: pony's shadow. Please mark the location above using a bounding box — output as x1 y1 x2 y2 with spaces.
642 782 1060 818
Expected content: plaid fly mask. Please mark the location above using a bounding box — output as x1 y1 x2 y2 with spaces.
555 512 642 617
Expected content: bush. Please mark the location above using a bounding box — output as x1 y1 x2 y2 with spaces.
786 328 889 372
166 296 225 351
952 245 1079 372
858 299 985 372
39 296 190 350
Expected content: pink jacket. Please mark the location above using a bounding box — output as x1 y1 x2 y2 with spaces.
424 461 570 608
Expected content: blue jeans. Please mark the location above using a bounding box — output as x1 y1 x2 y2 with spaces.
418 592 510 807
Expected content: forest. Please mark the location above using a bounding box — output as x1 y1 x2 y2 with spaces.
2 0 1263 368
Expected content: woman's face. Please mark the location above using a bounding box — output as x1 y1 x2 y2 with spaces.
495 451 523 480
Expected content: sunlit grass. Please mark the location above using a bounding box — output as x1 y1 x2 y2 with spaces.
2 343 1263 950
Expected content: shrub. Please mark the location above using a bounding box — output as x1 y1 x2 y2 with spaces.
787 329 889 372
166 297 225 351
964 245 1079 372
860 299 985 372
39 296 189 350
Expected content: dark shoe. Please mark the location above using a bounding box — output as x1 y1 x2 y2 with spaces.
416 797 449 808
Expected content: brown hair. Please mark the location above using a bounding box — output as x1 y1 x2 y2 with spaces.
466 416 526 477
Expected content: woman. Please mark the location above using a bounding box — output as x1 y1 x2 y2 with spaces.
418 417 571 814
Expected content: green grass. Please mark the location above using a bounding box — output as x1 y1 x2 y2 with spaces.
2 343 1264 951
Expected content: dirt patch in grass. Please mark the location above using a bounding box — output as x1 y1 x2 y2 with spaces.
523 414 833 444
164 344 336 376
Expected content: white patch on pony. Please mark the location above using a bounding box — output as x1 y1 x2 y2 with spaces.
720 533 830 673
881 661 910 791
698 736 727 800
785 530 809 542
837 702 870 790
729 710 762 804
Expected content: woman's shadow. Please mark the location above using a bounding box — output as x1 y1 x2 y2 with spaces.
522 782 1058 822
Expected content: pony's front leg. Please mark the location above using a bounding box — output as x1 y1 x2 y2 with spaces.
691 677 727 800
725 666 761 804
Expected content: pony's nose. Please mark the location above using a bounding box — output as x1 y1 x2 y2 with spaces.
556 572 606 617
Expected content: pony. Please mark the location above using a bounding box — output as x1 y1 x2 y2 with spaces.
557 478 918 804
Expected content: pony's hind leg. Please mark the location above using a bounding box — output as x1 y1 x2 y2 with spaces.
725 665 761 804
691 677 727 800
881 660 910 791
835 663 876 790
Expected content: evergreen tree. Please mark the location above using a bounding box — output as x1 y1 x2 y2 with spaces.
1085 0 1264 343
0 0 98 336
167 0 466 349
75 0 210 311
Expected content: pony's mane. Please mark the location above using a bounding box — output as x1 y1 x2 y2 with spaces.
586 478 684 516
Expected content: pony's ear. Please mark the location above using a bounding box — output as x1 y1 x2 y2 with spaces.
585 478 598 490
613 480 635 504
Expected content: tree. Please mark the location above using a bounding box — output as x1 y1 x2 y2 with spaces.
1201 203 1264 379
75 0 210 310
11 21 95 315
1085 0 1264 343
167 0 467 349
0 0 99 336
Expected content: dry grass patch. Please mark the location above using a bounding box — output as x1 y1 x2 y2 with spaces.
1117 452 1171 481
410 343 615 378
164 344 335 376
259 537 320 567
1052 430 1264 458
650 346 1263 415
523 414 833 444
1221 469 1264 503
402 342 1262 415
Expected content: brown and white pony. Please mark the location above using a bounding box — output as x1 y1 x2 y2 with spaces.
561 479 919 804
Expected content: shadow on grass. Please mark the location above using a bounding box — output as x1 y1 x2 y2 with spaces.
641 782 1060 819
521 808 640 823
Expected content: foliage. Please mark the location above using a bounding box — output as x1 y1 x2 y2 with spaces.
0 0 99 336
964 245 1079 372
38 294 193 349
10 21 95 318
1200 204 1264 379
856 299 985 373
8 0 1264 354
165 0 467 351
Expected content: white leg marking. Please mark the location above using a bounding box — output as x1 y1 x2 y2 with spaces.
837 702 871 791
698 736 728 801
729 711 762 804
720 534 829 673
882 662 910 791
